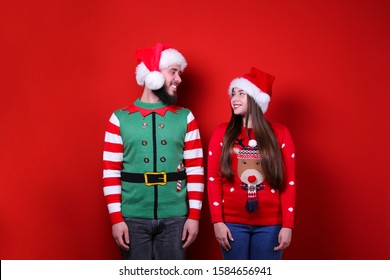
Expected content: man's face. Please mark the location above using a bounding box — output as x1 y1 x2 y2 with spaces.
152 64 182 105
161 64 182 96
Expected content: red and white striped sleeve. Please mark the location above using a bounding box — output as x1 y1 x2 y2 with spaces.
102 113 124 225
183 111 204 220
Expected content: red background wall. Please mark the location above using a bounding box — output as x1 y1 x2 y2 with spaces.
1 0 389 260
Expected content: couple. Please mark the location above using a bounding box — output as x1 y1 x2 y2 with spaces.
102 43 296 260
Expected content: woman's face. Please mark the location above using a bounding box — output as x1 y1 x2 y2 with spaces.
231 87 248 117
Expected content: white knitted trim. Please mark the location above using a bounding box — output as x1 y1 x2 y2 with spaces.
159 48 187 71
228 77 270 113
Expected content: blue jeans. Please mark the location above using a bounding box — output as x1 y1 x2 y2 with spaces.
122 216 186 260
222 223 283 260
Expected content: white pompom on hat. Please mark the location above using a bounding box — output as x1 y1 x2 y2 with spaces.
135 43 187 90
228 67 275 113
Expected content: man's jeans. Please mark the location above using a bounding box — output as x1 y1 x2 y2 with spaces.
221 223 283 260
122 216 187 260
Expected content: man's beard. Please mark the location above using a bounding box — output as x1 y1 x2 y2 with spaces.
152 86 177 105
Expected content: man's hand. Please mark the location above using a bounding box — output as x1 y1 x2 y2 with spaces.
181 219 199 249
112 222 130 251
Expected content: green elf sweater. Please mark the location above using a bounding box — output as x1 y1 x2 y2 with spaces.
103 99 204 224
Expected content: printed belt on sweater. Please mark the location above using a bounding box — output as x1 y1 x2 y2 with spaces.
121 171 186 186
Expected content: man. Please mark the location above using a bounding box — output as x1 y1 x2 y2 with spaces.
103 43 204 259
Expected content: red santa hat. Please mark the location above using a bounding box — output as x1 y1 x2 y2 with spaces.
228 67 275 113
135 43 187 90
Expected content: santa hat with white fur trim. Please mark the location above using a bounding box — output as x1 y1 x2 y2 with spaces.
135 43 187 90
228 67 275 113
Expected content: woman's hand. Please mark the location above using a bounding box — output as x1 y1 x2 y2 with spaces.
213 222 234 251
274 227 292 251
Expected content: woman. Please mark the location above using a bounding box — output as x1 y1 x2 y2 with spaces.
207 67 296 260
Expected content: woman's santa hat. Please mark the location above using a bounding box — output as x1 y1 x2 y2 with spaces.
135 43 187 90
228 67 275 113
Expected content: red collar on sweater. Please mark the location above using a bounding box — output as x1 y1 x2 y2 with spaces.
122 104 181 117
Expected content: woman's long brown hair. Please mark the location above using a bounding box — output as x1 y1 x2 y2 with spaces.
219 95 284 188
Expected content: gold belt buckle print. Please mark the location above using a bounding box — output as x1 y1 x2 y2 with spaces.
144 172 167 186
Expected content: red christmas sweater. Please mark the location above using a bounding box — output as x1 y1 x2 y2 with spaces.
207 122 296 228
